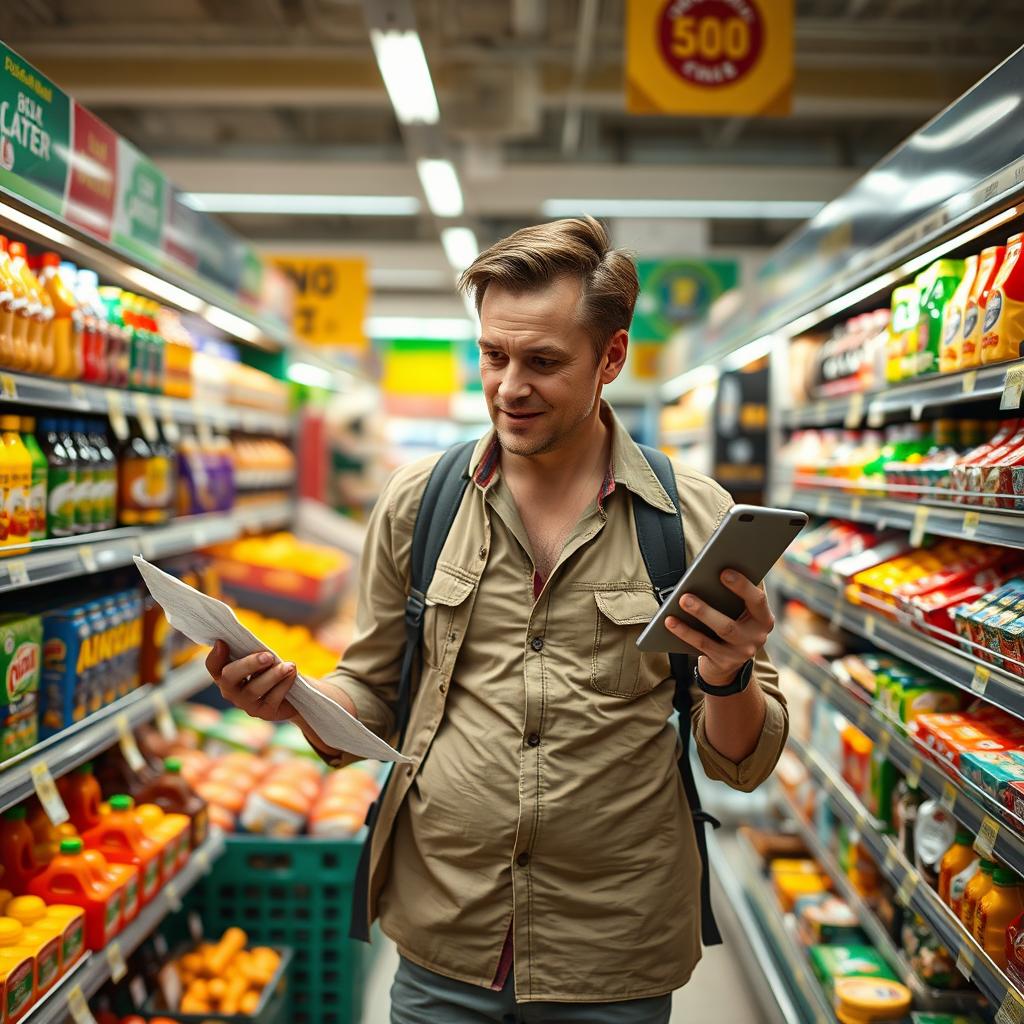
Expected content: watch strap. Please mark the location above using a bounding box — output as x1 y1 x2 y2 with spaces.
694 658 754 696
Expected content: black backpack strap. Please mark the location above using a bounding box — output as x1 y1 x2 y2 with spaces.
350 440 477 942
633 444 723 947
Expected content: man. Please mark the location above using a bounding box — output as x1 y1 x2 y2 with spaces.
208 216 787 1023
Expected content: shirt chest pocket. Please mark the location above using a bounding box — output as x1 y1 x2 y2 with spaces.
424 568 476 669
591 588 663 699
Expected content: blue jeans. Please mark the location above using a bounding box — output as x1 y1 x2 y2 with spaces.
390 956 673 1024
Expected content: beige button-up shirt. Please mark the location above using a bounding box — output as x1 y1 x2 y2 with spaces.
322 404 787 1002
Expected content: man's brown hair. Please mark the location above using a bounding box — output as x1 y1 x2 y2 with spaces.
458 216 640 361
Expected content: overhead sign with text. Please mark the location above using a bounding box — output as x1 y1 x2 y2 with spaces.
269 255 368 351
626 0 793 116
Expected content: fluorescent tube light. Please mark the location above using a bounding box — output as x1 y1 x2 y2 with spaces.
203 304 264 345
366 316 476 340
182 193 421 216
542 199 824 220
370 29 440 125
441 227 479 272
416 159 464 218
725 335 776 370
660 363 719 401
287 361 335 389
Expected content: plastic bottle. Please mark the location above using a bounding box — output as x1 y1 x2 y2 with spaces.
0 418 11 550
6 244 43 375
137 758 209 850
6 894 82 980
71 421 105 534
62 420 94 536
86 422 116 531
27 254 54 377
0 239 16 368
37 419 76 539
0 918 35 1020
82 794 162 905
915 259 965 377
117 423 155 527
148 424 176 525
58 262 84 379
0 808 40 894
97 286 128 389
20 419 47 543
938 828 977 906
39 254 78 380
28 838 122 951
74 270 107 385
3 898 59 993
0 417 31 552
134 802 189 878
25 804 59 872
0 239 29 372
57 763 102 834
975 865 1024 968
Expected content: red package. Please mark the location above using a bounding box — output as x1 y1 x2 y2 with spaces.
952 419 1020 501
908 582 994 638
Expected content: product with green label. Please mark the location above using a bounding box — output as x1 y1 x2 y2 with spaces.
914 259 965 377
21 416 47 542
38 418 75 538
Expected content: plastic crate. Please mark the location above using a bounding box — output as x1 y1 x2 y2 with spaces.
193 835 372 1024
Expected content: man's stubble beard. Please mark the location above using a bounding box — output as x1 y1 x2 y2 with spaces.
493 391 599 458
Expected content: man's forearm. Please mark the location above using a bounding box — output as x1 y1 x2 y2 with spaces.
702 679 767 764
290 679 364 767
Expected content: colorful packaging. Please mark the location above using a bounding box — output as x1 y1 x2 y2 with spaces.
809 944 899 996
902 912 963 989
960 751 1024 803
975 866 1024 969
866 746 897 830
982 232 1024 365
961 245 1006 369
889 285 921 382
834 977 911 1024
0 615 41 764
39 604 91 739
916 259 964 376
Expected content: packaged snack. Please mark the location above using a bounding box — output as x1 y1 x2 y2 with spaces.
39 603 90 738
982 232 1024 365
916 260 965 376
0 615 41 764
940 254 979 372
961 245 1006 369
866 746 897 830
902 912 963 989
809 944 899 996
951 419 1020 500
960 751 1024 803
833 977 911 1024
796 893 867 946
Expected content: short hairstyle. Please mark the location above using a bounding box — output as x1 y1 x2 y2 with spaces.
458 216 640 361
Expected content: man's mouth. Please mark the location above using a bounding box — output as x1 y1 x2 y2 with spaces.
500 409 543 421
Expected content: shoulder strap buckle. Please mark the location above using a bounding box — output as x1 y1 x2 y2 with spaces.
405 589 427 628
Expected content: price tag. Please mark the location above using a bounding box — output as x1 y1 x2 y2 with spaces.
153 932 169 958
845 392 865 429
962 369 978 394
906 755 923 789
106 390 130 441
956 945 976 982
884 844 900 873
129 975 148 1009
6 559 28 586
850 496 863 518
975 815 1000 859
896 870 919 907
855 809 867 832
69 382 90 408
116 714 146 773
134 394 159 443
866 401 885 428
158 398 181 444
188 910 205 942
196 847 211 875
865 616 877 640
78 545 99 574
165 880 183 912
106 941 128 982
910 506 929 547
0 374 16 400
997 989 1024 1024
30 762 69 824
1002 366 1024 410
963 510 981 538
152 690 177 742
971 664 990 696
816 493 829 516
820 676 835 700
941 781 958 812
877 730 892 755
855 705 871 731
911 401 925 422
67 984 98 1024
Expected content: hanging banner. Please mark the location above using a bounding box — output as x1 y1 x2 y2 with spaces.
0 43 71 214
269 254 368 351
631 258 738 342
625 0 793 116
113 139 166 263
65 103 117 241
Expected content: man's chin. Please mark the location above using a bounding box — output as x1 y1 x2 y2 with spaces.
495 427 556 457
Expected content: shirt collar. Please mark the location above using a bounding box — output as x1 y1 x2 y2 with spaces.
469 401 676 515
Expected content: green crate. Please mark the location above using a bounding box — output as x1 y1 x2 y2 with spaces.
194 835 374 1024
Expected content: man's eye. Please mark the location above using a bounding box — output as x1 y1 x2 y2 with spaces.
533 358 556 369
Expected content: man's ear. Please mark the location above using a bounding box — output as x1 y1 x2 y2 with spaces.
600 329 629 385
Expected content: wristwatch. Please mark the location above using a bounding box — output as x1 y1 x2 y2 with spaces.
694 658 754 696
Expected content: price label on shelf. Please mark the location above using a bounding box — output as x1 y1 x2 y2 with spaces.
884 844 900 873
877 730 891 755
158 398 181 444
850 496 863 518
106 941 128 982
69 382 90 408
962 369 978 394
956 944 976 982
1002 366 1024 410
975 815 1001 859
855 705 871 731
188 910 204 943
67 984 98 1024
941 781 958 812
165 880 183 913
896 870 919 908
0 374 16 401
971 664 990 696
855 809 867 832
106 390 130 441
5 560 28 586
910 401 925 422
152 690 177 742
910 506 929 547
963 510 981 538
116 714 146 773
865 616 877 640
78 545 99 574
866 401 885 429
816 493 829 516
196 848 211 875
844 392 865 429
997 988 1024 1024
134 394 159 443
30 762 68 825
906 756 923 789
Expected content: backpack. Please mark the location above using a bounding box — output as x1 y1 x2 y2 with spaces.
350 441 723 947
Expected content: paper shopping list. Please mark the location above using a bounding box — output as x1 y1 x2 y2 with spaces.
133 556 411 764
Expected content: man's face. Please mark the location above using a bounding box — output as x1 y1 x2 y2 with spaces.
477 277 625 457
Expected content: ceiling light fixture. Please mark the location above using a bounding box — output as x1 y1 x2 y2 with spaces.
416 159 464 218
366 316 476 340
369 29 441 125
286 361 336 389
440 227 479 272
542 198 824 220
182 193 421 216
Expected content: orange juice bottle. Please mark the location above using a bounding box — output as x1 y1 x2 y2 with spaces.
57 763 102 834
25 803 59 869
38 253 76 379
1 418 31 552
975 865 1024 969
0 240 15 369
0 237 27 372
83 794 161 905
137 757 208 850
0 918 35 1021
938 829 976 906
0 808 40 894
7 245 42 374
3 899 59 994
45 904 85 972
135 803 188 877
79 846 136 928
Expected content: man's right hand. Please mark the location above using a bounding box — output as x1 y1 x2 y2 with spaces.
206 640 297 723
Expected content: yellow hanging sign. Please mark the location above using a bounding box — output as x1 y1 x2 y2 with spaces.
626 0 794 117
268 254 368 350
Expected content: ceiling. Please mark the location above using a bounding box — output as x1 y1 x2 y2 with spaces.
2 0 1022 320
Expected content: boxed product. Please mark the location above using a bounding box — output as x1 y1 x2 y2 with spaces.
959 751 1024 803
808 945 899 996
876 670 964 728
0 613 41 763
912 713 1021 769
795 893 866 946
770 859 830 912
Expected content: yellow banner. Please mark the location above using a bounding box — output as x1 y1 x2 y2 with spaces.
626 0 793 117
268 254 368 350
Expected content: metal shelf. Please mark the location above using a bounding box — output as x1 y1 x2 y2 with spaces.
235 470 297 491
0 660 210 816
779 487 1024 551
771 631 1024 931
789 734 1018 1021
772 562 1024 722
23 829 226 1024
0 501 293 595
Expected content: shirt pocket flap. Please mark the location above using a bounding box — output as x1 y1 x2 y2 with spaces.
593 588 660 626
425 571 476 608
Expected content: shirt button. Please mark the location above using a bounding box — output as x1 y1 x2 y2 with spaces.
478 546 487 559
531 636 544 652
438 681 447 693
527 733 540 747
516 852 530 867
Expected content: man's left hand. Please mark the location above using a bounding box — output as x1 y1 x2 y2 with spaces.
664 570 774 688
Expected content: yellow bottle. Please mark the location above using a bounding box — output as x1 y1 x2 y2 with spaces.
0 918 36 1018
0 417 31 553
5 898 64 991
42 254 79 380
7 245 42 374
0 241 15 369
0 419 13 552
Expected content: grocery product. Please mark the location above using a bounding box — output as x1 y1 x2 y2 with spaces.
916 259 965 376
135 802 190 875
136 758 208 850
974 865 1024 967
8 242 49 376
39 252 79 379
85 422 117 531
888 284 920 382
83 795 163 904
0 808 39 894
941 250 976 371
37 418 76 539
961 858 995 935
3 898 59 994
1005 903 1024 989
44 903 85 973
58 763 102 834
117 421 173 526
833 976 912 1024
809 944 899 995
902 912 962 989
981 232 1024 364
1 416 31 550
913 800 956 889
962 245 1006 369
0 918 34 1022
937 829 976 906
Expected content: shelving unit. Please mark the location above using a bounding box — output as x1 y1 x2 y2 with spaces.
22 829 226 1024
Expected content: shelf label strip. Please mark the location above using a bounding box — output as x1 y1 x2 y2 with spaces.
152 690 177 742
971 664 991 696
997 988 1024 1024
910 507 929 547
106 941 128 983
975 815 1001 859
941 781 958 813
68 983 99 1024
30 762 69 825
956 944 976 982
116 713 146 773
896 870 919 908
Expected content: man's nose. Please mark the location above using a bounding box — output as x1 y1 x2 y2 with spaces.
498 365 531 401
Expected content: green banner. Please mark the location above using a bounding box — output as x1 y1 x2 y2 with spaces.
112 138 166 262
0 43 71 214
631 258 738 343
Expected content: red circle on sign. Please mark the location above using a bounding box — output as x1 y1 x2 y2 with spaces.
658 0 764 89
